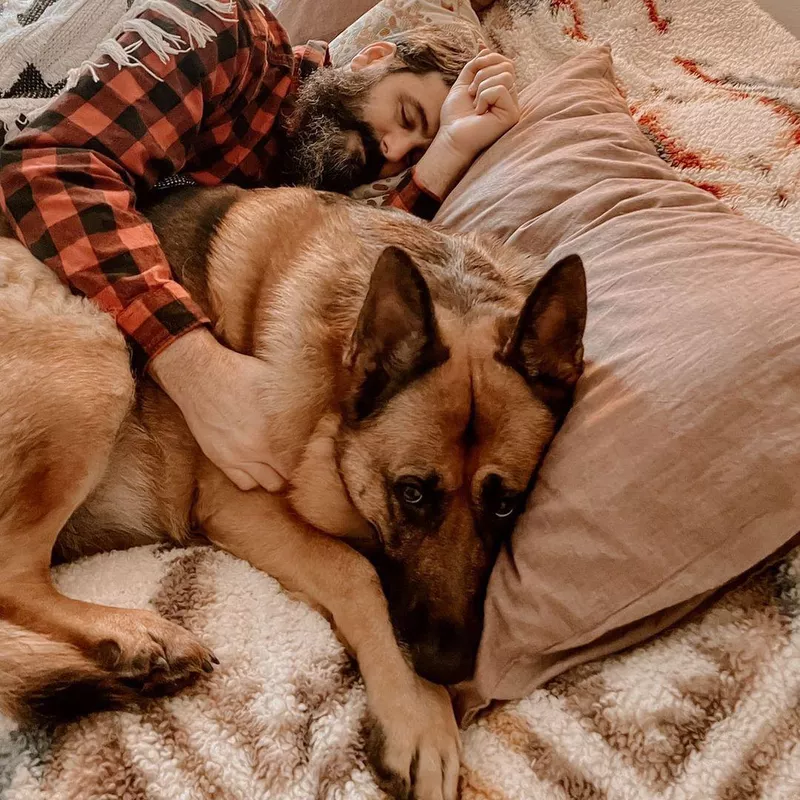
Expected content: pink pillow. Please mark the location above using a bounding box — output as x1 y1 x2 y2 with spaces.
434 46 800 720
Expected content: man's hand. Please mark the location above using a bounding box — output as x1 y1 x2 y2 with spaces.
412 51 519 199
442 51 520 158
149 328 287 493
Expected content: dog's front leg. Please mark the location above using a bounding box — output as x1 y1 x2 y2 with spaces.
195 464 461 800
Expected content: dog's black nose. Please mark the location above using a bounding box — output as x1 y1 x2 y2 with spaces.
410 621 478 686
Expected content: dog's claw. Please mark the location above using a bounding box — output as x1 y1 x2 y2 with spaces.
153 655 169 671
210 653 220 665
83 609 216 698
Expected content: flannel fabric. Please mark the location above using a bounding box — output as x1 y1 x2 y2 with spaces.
0 0 440 369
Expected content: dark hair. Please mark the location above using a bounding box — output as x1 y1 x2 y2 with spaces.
383 22 484 85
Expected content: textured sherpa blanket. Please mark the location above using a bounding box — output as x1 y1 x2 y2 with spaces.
3 543 800 799
2 0 800 798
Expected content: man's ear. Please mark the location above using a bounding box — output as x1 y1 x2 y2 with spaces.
344 247 449 423
350 41 398 72
499 254 587 412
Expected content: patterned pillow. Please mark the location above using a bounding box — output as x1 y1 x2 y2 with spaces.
329 0 485 205
330 0 482 65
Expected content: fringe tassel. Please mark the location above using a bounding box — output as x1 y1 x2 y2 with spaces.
65 0 240 89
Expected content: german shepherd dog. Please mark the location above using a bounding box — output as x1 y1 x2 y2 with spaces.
0 186 586 800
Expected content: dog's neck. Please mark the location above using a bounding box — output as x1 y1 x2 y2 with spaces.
144 185 297 354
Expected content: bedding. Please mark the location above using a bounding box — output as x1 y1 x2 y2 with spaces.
264 0 380 45
435 44 800 723
2 1 800 799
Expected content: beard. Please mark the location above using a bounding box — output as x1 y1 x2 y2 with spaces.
279 67 385 194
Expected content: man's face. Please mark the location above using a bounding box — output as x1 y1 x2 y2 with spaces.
280 42 450 193
358 70 450 178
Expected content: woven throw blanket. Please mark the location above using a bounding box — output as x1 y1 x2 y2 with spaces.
3 0 800 798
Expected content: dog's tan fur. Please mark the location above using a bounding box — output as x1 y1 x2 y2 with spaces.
0 187 585 800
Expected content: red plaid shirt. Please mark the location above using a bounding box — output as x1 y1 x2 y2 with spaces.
0 0 441 370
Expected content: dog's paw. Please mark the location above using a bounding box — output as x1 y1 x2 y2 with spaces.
89 609 217 693
367 677 461 800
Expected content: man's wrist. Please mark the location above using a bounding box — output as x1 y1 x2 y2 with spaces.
412 135 474 201
148 327 220 402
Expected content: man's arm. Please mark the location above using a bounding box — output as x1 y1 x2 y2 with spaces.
0 2 290 492
0 3 242 370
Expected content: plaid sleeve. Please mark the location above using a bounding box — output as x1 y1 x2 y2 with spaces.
383 167 443 221
0 3 246 370
293 40 330 77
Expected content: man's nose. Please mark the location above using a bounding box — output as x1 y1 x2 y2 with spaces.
381 130 428 165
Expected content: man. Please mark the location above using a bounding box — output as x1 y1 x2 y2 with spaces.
0 0 519 494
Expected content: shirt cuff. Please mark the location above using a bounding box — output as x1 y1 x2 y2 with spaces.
116 280 211 372
409 168 443 221
410 167 443 204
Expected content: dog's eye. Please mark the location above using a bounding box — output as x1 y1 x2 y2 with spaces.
494 499 517 519
394 476 441 519
491 492 525 521
402 484 425 505
395 478 433 510
482 474 524 525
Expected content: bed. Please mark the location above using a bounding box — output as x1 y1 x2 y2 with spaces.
2 1 800 797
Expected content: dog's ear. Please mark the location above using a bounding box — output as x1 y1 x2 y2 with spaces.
499 254 587 410
344 247 449 423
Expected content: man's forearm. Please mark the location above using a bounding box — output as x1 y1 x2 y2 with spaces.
0 143 209 370
149 327 220 397
382 137 474 220
0 0 243 371
411 137 474 202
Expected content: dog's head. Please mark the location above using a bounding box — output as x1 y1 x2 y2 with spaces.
337 245 587 685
